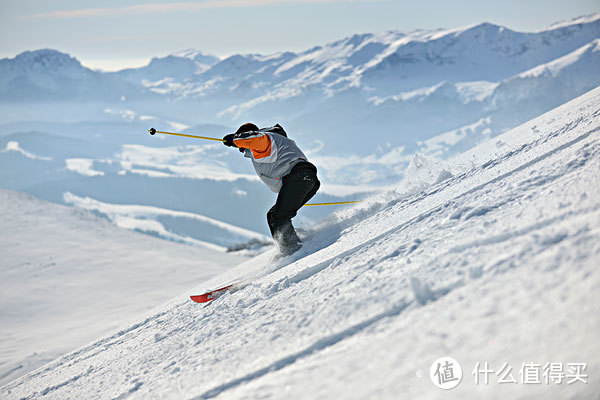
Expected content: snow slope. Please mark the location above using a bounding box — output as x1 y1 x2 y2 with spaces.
0 191 244 386
2 84 598 399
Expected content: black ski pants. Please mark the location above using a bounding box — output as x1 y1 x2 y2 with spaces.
267 161 320 246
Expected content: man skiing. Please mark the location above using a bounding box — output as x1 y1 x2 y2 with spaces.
223 123 320 256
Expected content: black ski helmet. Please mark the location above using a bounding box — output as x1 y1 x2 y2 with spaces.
235 122 259 134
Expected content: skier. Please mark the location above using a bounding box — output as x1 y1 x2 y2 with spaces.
223 123 320 256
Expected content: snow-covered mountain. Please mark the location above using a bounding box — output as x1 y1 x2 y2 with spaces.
0 189 245 386
111 50 220 85
490 38 600 116
141 13 600 152
1 13 599 250
2 78 598 400
0 50 153 102
1 14 599 152
414 38 600 159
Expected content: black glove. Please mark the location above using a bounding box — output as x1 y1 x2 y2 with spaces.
223 133 236 147
238 147 246 153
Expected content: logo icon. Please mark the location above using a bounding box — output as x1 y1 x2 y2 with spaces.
430 357 462 390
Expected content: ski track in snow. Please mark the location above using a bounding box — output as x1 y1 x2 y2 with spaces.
2 88 600 399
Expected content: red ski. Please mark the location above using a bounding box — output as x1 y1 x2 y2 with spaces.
190 284 235 303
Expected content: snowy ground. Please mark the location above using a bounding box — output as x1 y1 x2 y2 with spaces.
2 86 599 398
0 192 244 386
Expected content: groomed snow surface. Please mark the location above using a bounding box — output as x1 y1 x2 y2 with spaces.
2 87 600 398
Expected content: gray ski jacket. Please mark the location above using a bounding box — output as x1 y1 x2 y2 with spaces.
232 125 309 193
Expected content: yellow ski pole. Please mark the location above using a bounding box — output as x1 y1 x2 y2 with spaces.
304 200 362 207
149 127 361 207
148 128 224 142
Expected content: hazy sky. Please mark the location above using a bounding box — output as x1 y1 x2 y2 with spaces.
1 0 598 71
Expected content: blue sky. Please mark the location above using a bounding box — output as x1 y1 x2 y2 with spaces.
1 0 598 71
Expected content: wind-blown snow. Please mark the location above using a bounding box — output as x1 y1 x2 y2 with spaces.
2 86 598 399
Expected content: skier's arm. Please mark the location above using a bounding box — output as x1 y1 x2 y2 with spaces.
232 132 271 153
222 134 249 152
223 131 272 158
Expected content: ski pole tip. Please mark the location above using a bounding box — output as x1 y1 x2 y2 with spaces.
148 128 156 135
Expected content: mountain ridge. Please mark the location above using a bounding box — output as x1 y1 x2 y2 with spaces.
2 14 598 97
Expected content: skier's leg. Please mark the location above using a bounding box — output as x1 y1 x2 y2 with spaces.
267 167 319 252
301 176 320 206
267 185 304 246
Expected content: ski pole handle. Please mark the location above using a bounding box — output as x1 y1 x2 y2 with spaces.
148 128 225 142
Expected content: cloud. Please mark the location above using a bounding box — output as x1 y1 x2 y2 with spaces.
21 0 381 19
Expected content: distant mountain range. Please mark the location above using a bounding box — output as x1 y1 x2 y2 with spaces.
1 14 599 248
1 14 599 157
